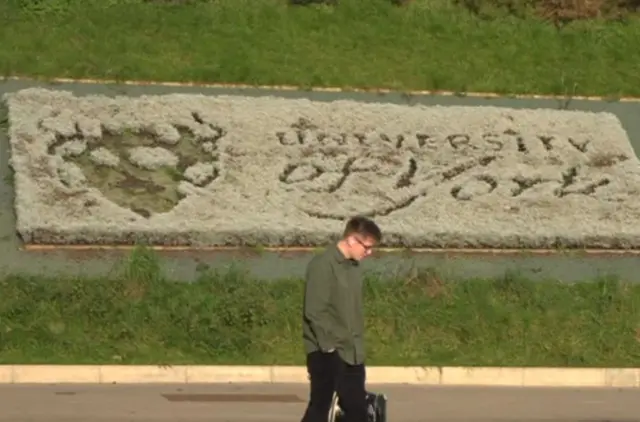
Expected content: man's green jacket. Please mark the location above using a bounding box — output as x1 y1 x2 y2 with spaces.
302 244 365 365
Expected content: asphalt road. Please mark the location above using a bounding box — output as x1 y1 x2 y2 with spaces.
0 383 638 422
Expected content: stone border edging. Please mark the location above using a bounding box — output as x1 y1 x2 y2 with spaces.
0 365 638 387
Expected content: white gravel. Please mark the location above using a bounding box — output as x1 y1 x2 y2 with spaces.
4 87 640 248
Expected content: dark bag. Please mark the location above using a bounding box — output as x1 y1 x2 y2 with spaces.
366 391 387 422
329 391 387 422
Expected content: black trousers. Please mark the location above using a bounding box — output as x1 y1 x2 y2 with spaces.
300 350 368 422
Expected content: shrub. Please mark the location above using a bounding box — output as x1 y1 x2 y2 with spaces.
455 0 639 23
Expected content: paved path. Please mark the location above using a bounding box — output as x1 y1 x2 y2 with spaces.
0 383 638 422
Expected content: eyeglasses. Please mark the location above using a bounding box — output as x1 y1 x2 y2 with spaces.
353 236 375 252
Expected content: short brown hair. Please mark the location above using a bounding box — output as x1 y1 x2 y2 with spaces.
342 216 382 243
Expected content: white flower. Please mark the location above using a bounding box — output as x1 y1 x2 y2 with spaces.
90 147 120 167
57 161 86 188
184 162 216 186
128 146 178 170
55 140 87 157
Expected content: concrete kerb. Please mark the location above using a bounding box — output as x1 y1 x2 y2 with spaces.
0 365 639 387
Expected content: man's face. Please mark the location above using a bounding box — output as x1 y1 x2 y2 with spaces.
347 234 377 261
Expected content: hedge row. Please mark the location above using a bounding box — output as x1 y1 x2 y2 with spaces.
13 0 640 23
456 0 639 23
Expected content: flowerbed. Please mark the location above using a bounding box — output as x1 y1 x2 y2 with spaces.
4 87 640 248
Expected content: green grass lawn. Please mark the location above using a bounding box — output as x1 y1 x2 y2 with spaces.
0 0 638 97
1 246 639 367
1 1 639 367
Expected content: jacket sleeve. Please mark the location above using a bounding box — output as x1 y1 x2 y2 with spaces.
304 258 335 351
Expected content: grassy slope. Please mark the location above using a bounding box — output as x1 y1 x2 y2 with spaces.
0 0 638 96
1 247 639 366
1 2 639 367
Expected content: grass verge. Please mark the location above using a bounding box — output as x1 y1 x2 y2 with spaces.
0 246 639 366
0 0 639 97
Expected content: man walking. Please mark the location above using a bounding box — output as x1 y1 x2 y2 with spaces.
300 216 382 422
